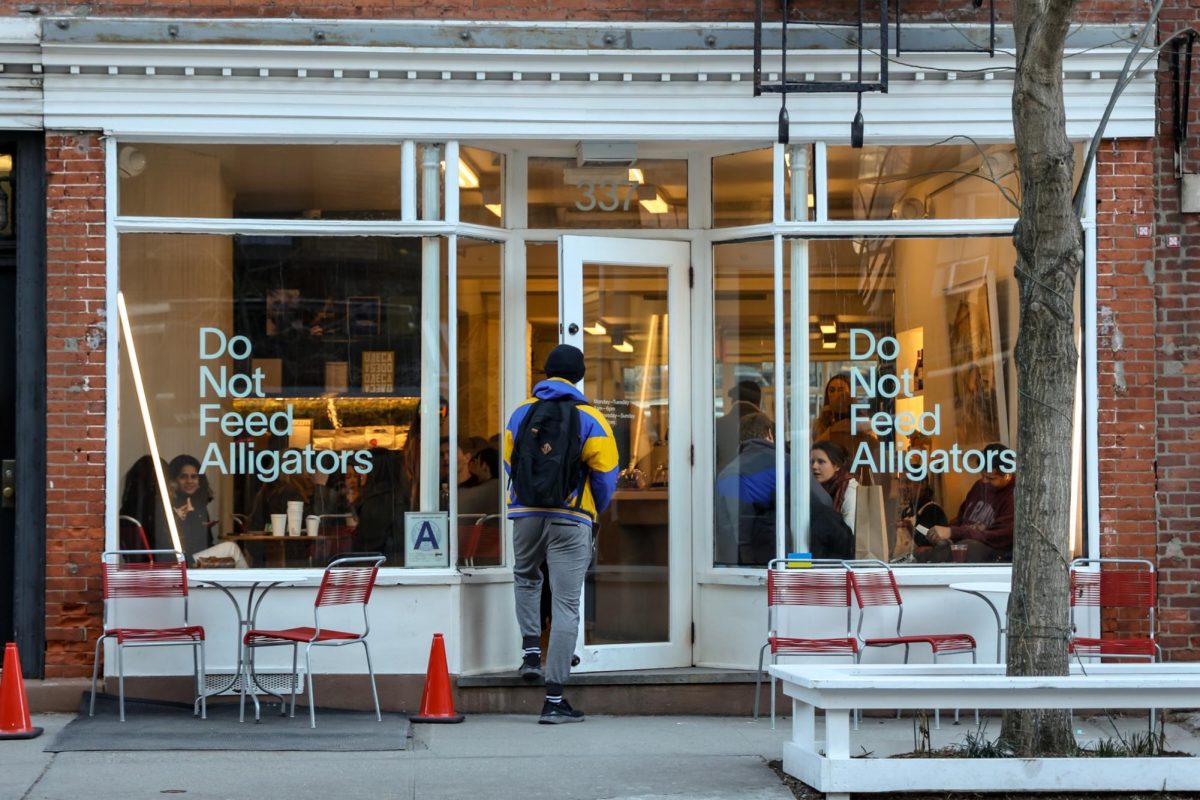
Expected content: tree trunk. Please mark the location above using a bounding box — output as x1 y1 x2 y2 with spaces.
1000 0 1081 757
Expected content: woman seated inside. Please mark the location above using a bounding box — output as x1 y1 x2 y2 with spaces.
810 440 858 535
167 454 248 568
892 472 949 561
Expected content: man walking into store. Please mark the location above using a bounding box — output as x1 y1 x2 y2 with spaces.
504 344 619 724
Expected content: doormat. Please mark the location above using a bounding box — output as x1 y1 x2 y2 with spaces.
46 694 410 752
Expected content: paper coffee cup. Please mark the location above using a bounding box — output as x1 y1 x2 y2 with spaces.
306 515 320 537
270 513 287 537
287 501 304 536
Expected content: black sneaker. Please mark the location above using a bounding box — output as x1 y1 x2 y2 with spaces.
518 653 544 682
538 698 585 724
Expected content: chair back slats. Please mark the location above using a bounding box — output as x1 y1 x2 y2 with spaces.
1070 568 1156 610
314 556 384 608
102 551 189 599
846 570 902 608
767 568 851 608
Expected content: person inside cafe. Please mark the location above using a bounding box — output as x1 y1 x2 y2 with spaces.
168 454 249 568
459 446 501 517
891 471 949 561
811 374 878 477
119 455 168 550
247 461 345 532
810 440 858 536
917 443 1016 563
714 379 762 474
714 412 780 567
353 447 405 563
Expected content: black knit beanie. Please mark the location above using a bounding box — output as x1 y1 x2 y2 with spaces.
544 344 586 383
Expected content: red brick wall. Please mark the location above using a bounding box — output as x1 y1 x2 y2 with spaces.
1154 2 1200 659
44 132 106 678
0 1 1144 23
1093 138 1159 646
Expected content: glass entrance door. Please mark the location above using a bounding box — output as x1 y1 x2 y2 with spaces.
558 236 692 671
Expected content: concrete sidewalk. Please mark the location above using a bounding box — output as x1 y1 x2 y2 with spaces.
8 710 1199 800
6 712 797 800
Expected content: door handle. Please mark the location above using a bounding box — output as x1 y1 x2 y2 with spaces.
1 459 13 509
567 323 580 336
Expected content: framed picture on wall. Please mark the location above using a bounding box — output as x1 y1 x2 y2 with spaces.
944 257 1008 448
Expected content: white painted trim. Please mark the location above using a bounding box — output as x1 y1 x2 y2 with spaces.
105 135 120 553
113 216 455 236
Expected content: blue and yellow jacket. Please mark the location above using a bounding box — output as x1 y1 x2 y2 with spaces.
503 378 619 527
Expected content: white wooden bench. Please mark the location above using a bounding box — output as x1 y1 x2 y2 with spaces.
771 662 1200 798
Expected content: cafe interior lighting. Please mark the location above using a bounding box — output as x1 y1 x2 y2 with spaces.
639 192 669 214
822 331 838 349
442 158 481 189
819 317 838 334
613 339 634 353
584 320 608 336
116 291 182 554
628 168 644 184
485 203 503 218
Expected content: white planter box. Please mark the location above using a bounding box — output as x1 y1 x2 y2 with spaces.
771 663 1200 799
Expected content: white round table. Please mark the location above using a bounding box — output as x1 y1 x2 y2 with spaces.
949 581 1011 662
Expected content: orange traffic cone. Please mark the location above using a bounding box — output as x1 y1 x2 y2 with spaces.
410 633 464 724
0 643 42 740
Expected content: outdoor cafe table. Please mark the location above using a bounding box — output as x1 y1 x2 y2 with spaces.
948 581 1011 662
188 570 313 716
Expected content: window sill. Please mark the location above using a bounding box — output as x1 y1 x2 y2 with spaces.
697 563 1012 589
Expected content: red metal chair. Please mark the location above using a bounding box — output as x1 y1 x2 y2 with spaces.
240 554 386 728
118 515 153 559
89 549 206 722
755 559 859 727
459 513 502 567
1069 557 1158 661
846 559 976 728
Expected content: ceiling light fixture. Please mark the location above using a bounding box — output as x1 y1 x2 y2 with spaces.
822 331 838 349
457 159 480 189
485 203 502 218
639 192 669 214
628 168 644 184
613 340 634 353
819 317 838 335
584 321 607 336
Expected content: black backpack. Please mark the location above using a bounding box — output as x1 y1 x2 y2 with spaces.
510 398 586 508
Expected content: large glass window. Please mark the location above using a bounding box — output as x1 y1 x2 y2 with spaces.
118 144 404 219
800 235 1083 564
712 241 779 568
454 238 504 567
118 233 428 568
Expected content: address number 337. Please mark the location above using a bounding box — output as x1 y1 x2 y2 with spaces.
575 179 639 212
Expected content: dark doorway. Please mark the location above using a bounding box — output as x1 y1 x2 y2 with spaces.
3 134 46 676
0 151 13 650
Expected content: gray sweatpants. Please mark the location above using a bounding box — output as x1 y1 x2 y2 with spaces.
512 515 593 690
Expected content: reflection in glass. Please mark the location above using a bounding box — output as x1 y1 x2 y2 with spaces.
712 148 775 227
457 146 505 226
582 263 670 643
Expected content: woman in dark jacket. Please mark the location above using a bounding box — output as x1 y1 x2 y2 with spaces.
167 454 214 559
354 448 406 563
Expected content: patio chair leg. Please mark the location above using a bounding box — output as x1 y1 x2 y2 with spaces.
289 644 299 718
238 645 247 723
363 640 382 722
89 635 105 717
770 666 777 730
305 646 317 729
117 643 126 723
198 642 207 721
754 643 768 720
192 644 200 718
